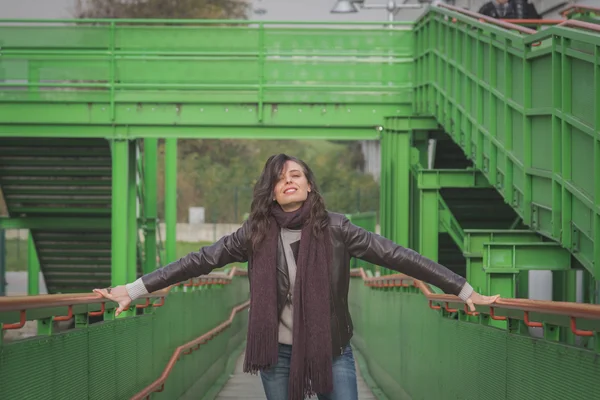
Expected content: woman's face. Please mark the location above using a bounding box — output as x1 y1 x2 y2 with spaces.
273 160 311 212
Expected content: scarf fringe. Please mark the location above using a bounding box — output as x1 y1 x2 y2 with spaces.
243 324 279 374
288 357 334 400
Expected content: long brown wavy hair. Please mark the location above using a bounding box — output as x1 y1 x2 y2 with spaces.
248 154 329 252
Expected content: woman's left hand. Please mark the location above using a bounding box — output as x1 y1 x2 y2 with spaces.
465 292 500 312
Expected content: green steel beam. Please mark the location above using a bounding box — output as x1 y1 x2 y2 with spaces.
165 138 177 264
483 242 572 272
0 103 420 133
463 230 544 299
111 139 129 286
0 117 437 140
0 125 380 140
0 104 413 126
27 233 40 295
0 218 111 230
144 138 158 273
416 169 491 189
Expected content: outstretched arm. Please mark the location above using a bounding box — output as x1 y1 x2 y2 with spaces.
93 221 249 315
341 216 498 310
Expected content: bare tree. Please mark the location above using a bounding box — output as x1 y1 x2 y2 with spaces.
74 0 250 20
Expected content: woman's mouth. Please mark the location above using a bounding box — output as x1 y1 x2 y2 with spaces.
283 188 297 195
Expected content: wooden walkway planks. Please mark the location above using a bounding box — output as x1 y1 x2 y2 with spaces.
216 349 376 399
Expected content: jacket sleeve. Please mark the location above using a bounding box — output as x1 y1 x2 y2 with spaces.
126 221 249 299
341 216 473 301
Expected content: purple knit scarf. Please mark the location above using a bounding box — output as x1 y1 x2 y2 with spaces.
243 200 333 399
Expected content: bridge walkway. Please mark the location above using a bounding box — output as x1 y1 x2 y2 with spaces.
215 349 375 400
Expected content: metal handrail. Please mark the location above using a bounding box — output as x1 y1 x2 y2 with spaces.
560 5 600 18
0 267 247 329
558 19 600 33
501 19 565 25
436 4 600 36
352 269 600 323
130 266 600 399
437 3 537 34
131 300 251 400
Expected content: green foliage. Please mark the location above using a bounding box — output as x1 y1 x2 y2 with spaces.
155 139 380 223
74 0 250 19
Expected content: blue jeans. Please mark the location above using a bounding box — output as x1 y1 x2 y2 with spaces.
260 343 358 400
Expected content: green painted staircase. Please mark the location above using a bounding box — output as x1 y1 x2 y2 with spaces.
414 8 600 305
0 138 137 294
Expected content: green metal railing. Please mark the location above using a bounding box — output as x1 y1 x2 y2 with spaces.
414 5 600 286
0 268 249 399
0 19 417 140
349 270 600 399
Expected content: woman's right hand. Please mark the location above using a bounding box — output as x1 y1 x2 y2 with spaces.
93 286 132 317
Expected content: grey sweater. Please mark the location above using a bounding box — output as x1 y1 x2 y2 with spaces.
277 227 301 345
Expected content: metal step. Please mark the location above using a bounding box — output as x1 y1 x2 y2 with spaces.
0 138 117 294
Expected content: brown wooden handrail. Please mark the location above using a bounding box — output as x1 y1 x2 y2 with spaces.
501 19 565 25
350 268 600 321
558 19 600 33
438 4 600 36
437 3 537 34
560 5 600 18
130 300 251 400
0 267 247 314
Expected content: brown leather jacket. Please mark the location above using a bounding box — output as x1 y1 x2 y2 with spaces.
141 212 468 356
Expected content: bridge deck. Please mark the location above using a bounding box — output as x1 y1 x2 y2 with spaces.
216 348 376 399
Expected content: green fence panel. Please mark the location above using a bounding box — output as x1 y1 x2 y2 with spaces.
349 278 600 400
0 275 249 400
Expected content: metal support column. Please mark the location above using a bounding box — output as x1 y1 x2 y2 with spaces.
128 141 137 283
165 138 177 263
111 139 129 286
27 232 40 295
380 130 388 240
144 138 158 273
419 189 439 262
553 270 578 344
392 131 410 248
0 229 5 296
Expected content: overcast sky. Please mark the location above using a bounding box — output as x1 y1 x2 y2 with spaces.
0 0 588 24
0 0 430 21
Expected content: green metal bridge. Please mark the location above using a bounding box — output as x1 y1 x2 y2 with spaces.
1 4 600 399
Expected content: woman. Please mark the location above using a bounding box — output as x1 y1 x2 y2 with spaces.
94 153 499 400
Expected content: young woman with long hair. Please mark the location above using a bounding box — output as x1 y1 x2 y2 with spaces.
94 153 499 400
